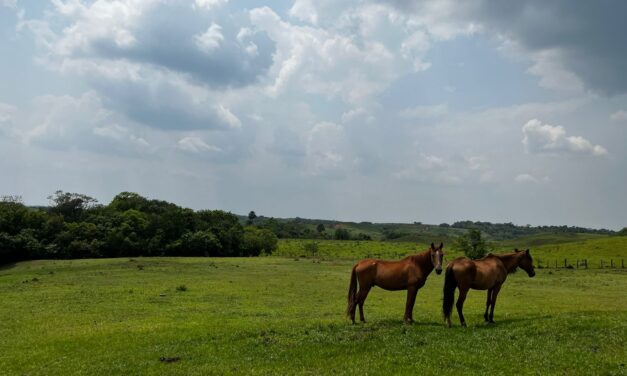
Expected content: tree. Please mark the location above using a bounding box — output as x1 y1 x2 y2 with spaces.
47 191 98 222
455 229 491 259
334 228 350 240
316 223 326 233
247 211 257 225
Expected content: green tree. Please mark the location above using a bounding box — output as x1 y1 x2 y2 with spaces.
316 223 325 233
334 228 350 240
47 191 98 222
455 229 491 259
247 211 257 225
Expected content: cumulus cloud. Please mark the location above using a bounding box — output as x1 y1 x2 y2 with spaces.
194 0 228 11
1 92 152 155
522 119 607 156
249 2 475 105
177 136 221 153
471 0 627 95
194 23 224 53
18 0 273 132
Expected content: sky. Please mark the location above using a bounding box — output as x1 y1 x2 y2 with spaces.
1 0 626 230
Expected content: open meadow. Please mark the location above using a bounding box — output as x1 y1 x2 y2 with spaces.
1 242 626 375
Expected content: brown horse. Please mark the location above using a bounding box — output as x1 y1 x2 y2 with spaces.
346 242 444 324
442 249 535 327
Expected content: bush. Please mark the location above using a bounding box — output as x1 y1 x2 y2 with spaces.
334 228 350 240
241 227 278 256
455 229 491 259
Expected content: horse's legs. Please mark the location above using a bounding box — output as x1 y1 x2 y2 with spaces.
456 287 469 327
488 285 502 323
357 286 371 323
404 286 418 323
484 289 494 322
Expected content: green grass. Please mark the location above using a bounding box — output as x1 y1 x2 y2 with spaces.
0 257 625 375
278 236 627 267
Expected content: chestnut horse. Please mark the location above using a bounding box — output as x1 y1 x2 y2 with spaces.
346 243 444 324
443 249 535 327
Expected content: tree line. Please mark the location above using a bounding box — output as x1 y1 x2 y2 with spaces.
449 220 616 239
0 192 278 264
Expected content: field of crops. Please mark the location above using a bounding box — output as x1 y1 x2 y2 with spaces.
1 251 625 375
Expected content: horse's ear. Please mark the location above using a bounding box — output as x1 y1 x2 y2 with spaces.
430 242 435 249
514 248 519 252
439 242 444 249
525 249 530 254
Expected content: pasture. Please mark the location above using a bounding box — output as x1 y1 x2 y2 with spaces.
1 253 625 375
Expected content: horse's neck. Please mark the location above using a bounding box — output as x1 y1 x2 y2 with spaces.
413 250 433 272
496 253 520 273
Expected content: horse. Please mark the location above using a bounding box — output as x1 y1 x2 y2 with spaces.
442 249 535 327
346 242 445 324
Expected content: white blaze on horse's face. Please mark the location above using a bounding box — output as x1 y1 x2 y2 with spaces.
430 242 444 275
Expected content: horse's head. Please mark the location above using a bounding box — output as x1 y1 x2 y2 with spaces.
516 248 535 277
430 242 445 274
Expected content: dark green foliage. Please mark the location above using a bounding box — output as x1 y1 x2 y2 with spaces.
455 229 492 259
452 220 613 239
241 227 278 256
618 227 627 236
334 228 350 240
0 192 265 263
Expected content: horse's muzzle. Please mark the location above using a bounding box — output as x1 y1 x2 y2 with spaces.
436 268 443 275
529 270 536 277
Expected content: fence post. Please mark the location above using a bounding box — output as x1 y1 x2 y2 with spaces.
622 259 624 269
564 258 567 268
611 259 614 268
585 259 588 269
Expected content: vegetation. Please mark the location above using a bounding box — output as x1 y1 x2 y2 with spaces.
0 257 624 375
451 220 615 239
454 229 492 259
0 192 277 263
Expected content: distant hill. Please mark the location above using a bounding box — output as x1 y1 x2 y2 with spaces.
238 214 618 242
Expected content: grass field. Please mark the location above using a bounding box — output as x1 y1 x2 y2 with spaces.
1 256 625 375
277 236 627 267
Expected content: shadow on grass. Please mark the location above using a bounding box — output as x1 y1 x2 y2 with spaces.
0 262 17 271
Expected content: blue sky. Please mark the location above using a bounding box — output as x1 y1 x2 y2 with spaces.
1 0 626 229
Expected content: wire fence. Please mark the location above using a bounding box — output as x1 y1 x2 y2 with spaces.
535 257 625 269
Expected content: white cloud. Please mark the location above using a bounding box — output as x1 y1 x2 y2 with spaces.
194 23 224 53
177 136 222 153
522 119 607 156
215 105 242 129
93 123 149 148
610 110 627 122
194 0 228 11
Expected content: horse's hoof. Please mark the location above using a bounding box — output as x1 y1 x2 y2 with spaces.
488 320 495 324
461 322 467 328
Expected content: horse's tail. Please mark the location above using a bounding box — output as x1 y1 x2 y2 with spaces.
442 265 457 321
346 264 358 317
